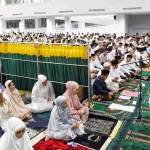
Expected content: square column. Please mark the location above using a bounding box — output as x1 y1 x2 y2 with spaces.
47 16 55 35
35 18 40 28
0 19 6 34
1 0 6 5
116 14 129 36
78 21 85 29
19 19 25 32
65 17 71 33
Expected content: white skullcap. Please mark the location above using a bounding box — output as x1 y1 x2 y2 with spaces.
38 74 47 82
103 62 110 67
128 47 133 52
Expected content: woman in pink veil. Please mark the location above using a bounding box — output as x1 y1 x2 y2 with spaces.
63 81 89 124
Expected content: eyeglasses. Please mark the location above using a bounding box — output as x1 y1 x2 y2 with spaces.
16 128 25 135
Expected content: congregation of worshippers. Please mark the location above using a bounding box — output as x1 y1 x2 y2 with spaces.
0 31 150 149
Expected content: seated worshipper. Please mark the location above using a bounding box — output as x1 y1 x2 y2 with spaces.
108 60 125 85
0 89 14 131
120 54 137 78
145 42 150 57
92 70 115 101
3 80 32 120
136 47 150 68
115 56 130 81
45 96 85 141
63 81 89 124
99 49 109 65
97 62 124 92
0 117 33 150
124 47 139 73
26 74 55 113
107 46 114 63
90 54 101 78
95 50 103 70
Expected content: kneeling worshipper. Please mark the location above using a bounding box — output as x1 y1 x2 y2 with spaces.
90 53 101 78
120 55 137 78
108 60 125 85
0 89 14 131
63 81 89 124
26 74 55 113
3 80 32 120
92 70 115 101
136 47 150 68
45 96 85 141
0 117 33 150
115 56 130 81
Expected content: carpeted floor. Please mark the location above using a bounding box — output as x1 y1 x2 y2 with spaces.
106 80 150 150
90 78 140 120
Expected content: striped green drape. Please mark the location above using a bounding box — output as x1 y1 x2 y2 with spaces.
0 43 88 98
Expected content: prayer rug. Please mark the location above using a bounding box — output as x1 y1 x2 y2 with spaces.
26 127 44 139
107 81 150 150
72 114 121 150
85 114 118 135
33 138 92 150
24 114 49 128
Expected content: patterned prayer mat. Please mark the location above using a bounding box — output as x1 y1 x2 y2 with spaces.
85 114 118 135
72 114 121 150
26 127 44 139
90 78 144 120
24 114 49 128
106 81 150 150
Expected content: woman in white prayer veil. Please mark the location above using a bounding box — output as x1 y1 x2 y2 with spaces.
0 117 33 150
26 74 55 113
45 96 85 141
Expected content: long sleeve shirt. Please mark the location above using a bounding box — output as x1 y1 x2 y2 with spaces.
93 76 111 95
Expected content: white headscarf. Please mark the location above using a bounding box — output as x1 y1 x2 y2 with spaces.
0 117 33 150
32 74 47 94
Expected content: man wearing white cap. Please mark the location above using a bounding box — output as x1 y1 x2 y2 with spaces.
26 74 55 113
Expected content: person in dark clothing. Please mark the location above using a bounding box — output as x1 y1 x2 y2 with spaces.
92 70 114 101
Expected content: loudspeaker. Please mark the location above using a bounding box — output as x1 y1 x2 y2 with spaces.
114 16 116 20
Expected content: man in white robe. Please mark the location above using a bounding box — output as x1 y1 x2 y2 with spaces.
26 74 55 113
107 60 125 85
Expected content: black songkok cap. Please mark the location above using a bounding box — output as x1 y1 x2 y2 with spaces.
95 50 100 54
111 60 118 65
124 43 129 47
127 55 132 58
91 54 95 57
115 56 121 60
101 70 109 75
137 47 146 51
107 46 113 51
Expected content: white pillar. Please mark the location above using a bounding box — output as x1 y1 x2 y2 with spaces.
116 14 129 37
65 17 71 33
47 16 55 35
35 18 40 28
19 19 25 32
78 21 85 29
0 19 6 34
1 0 6 5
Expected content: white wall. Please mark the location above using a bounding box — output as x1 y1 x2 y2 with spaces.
54 24 116 34
129 14 150 35
0 0 150 19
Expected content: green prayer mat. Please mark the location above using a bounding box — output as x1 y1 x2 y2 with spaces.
107 81 150 150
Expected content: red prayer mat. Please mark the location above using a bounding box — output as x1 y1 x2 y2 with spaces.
33 138 92 150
